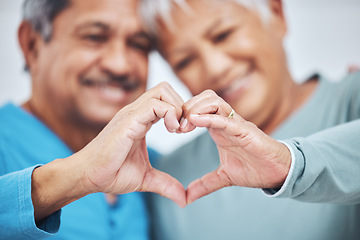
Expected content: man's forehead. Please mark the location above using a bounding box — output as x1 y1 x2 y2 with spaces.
68 0 139 18
56 0 144 33
70 0 138 12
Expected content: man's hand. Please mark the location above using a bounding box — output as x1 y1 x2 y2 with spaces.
31 82 186 222
80 82 185 201
180 90 291 204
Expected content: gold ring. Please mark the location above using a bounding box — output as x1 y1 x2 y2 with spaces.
228 109 235 119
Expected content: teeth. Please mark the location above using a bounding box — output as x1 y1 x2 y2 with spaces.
223 77 247 95
97 84 125 99
82 78 136 92
230 78 244 90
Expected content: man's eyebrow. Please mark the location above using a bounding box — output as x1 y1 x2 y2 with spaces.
75 21 110 32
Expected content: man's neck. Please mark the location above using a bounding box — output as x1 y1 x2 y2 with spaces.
22 101 104 152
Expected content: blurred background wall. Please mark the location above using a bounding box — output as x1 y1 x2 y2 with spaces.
0 0 359 154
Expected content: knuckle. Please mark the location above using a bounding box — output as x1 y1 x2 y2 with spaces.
203 89 217 97
215 97 223 105
148 98 158 106
158 81 171 90
167 104 175 112
150 82 168 96
182 103 191 113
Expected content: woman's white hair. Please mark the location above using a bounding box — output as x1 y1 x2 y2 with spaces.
139 0 270 38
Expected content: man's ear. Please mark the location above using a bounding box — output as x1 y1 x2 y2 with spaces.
18 21 41 73
268 0 287 38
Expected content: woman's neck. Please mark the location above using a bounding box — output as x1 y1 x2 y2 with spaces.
261 75 319 135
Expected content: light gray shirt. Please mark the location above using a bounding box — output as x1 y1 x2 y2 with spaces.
148 73 360 240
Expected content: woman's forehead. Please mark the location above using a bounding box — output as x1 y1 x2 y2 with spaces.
140 0 269 37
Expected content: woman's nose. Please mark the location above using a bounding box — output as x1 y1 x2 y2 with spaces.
201 45 233 84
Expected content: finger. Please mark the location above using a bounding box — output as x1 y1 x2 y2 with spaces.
181 99 223 133
188 114 263 149
147 82 184 121
181 93 232 132
163 83 185 112
179 117 196 133
163 104 181 133
189 97 230 116
188 113 246 134
138 99 181 133
140 168 187 208
186 168 232 204
182 90 218 117
117 99 181 141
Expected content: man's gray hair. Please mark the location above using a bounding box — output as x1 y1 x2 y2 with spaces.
140 0 270 38
22 0 70 42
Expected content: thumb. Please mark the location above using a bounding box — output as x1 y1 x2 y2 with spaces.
186 168 232 204
140 168 187 208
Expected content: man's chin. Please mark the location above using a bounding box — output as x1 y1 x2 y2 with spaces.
77 90 143 127
79 106 123 128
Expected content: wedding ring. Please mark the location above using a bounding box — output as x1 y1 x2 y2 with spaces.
228 109 235 119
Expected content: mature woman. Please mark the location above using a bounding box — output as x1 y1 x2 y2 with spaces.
140 0 360 239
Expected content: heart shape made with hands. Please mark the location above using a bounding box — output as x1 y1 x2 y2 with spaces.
111 84 290 208
153 106 291 207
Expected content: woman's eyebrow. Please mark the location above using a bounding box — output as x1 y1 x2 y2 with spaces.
167 19 224 57
166 18 228 58
203 19 223 38
166 45 193 60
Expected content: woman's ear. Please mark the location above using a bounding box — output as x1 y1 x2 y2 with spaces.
18 21 40 73
268 0 287 38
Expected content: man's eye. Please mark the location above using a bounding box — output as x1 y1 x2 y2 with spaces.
175 56 194 71
212 29 233 43
83 35 107 43
129 40 152 54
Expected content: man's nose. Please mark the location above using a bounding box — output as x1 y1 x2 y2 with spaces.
201 45 232 84
100 42 131 76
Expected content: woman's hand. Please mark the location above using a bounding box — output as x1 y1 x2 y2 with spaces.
180 90 291 204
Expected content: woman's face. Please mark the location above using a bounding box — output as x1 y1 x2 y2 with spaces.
157 0 289 127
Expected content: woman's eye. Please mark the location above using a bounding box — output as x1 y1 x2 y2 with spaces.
212 30 233 43
175 56 194 71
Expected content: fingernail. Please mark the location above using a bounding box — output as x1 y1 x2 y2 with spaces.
189 114 200 118
180 118 188 129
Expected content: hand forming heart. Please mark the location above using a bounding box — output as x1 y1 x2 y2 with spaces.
77 84 291 207
31 83 291 222
177 90 292 204
32 82 187 222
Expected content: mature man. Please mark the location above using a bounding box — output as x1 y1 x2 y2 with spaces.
0 0 185 239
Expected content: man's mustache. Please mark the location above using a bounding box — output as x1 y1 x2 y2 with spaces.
80 72 141 91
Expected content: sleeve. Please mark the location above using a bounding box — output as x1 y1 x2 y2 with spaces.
264 119 360 204
348 72 360 119
0 166 61 239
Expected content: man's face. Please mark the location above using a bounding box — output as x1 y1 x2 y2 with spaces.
157 0 288 127
31 0 151 126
